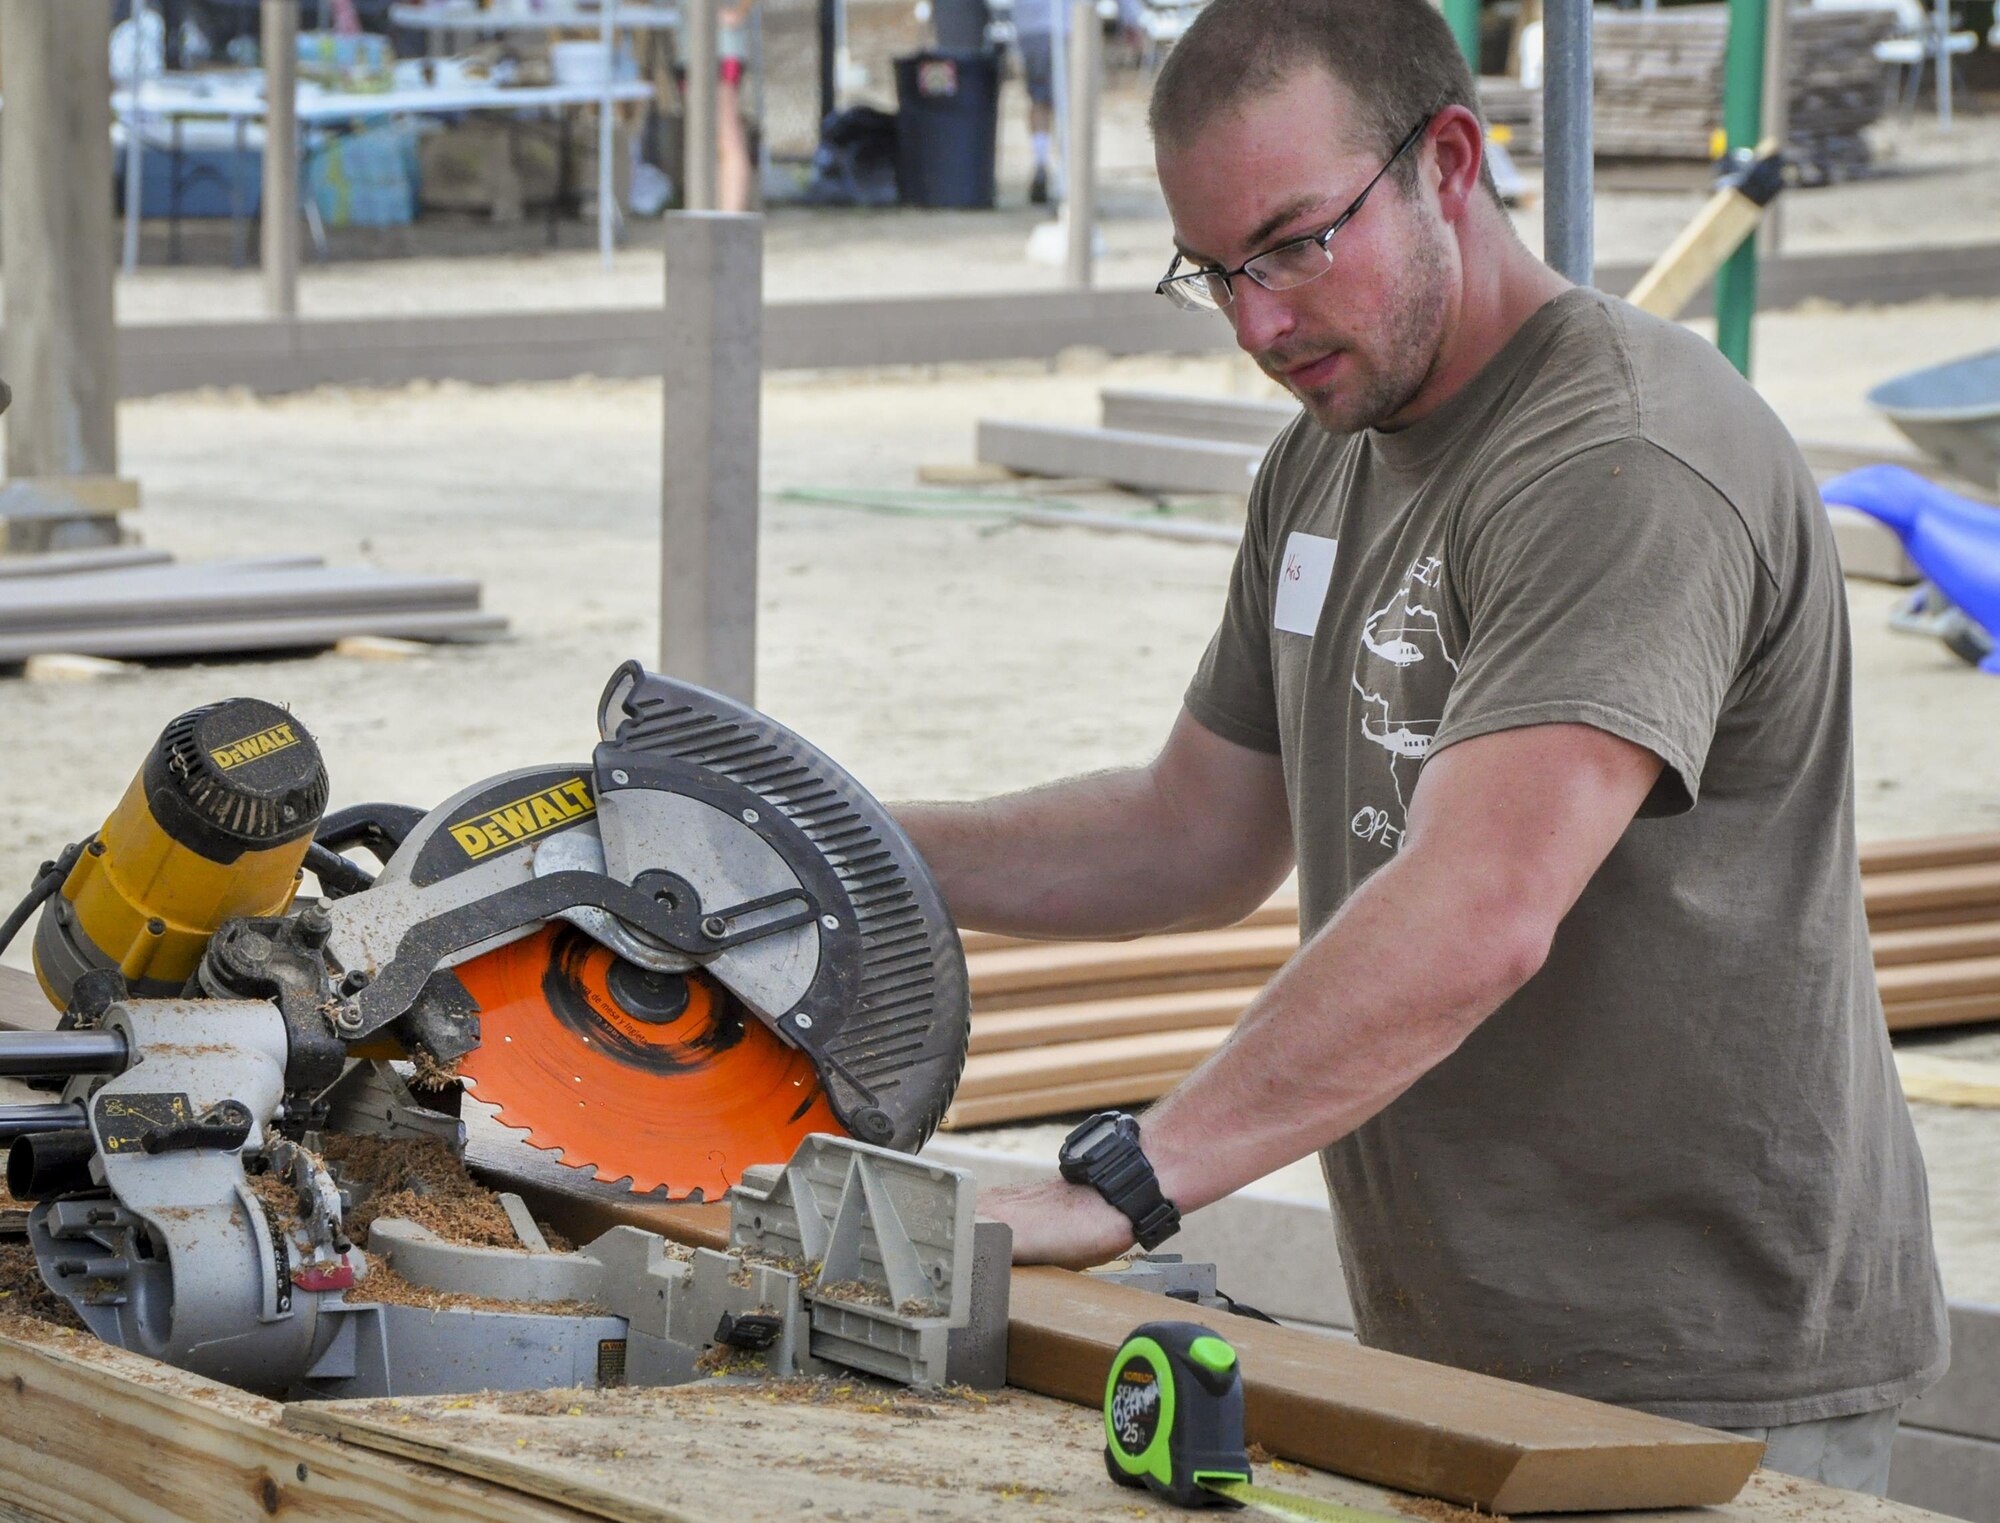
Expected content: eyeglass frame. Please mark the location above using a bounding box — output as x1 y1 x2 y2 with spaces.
1154 110 1439 312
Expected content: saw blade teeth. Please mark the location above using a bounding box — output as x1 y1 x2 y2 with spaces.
453 924 843 1202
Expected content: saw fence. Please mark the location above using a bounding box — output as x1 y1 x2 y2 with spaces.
945 831 2000 1130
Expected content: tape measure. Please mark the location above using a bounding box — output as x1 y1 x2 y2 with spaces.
1102 1320 1407 1522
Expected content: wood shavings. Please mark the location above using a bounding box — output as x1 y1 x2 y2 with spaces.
1395 1497 1509 1523
319 1131 569 1251
353 1262 606 1318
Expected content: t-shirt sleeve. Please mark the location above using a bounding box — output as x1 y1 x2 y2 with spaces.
1432 437 1768 815
1184 453 1283 754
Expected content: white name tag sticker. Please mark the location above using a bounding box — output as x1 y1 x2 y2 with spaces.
1273 532 1338 636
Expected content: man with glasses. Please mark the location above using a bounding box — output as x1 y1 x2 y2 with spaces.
898 0 1944 1490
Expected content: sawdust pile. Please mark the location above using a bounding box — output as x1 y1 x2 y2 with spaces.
318 1131 568 1251
0 1189 86 1329
1395 1497 1511 1523
355 1261 605 1318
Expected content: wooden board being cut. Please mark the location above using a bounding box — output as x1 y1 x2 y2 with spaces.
1007 1267 1761 1514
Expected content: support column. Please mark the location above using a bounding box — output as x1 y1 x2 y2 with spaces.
1442 0 1481 69
1 0 120 490
1541 0 1594 287
660 213 761 703
1715 0 1767 378
261 0 301 319
1063 0 1099 290
1757 0 1791 256
683 0 719 211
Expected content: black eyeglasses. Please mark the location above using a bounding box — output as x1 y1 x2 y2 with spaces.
1155 112 1436 313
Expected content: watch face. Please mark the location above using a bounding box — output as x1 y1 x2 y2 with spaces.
1068 1117 1121 1159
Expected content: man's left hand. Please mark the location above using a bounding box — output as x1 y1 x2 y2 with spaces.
979 1177 1135 1268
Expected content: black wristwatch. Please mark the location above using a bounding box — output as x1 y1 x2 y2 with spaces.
1058 1110 1181 1249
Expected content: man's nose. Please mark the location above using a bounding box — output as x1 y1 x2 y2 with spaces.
1228 278 1296 357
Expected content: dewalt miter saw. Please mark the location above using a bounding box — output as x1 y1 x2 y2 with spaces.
0 662 980 1396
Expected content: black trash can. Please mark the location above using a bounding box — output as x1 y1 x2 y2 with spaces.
893 50 1000 209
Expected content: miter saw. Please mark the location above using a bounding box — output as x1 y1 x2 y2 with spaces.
0 661 991 1397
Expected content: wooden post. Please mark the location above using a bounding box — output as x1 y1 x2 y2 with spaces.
0 0 120 500
1062 0 1098 289
682 0 719 211
261 0 301 319
660 213 761 702
1757 0 1791 256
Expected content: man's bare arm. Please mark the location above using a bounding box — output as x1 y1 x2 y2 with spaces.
986 721 1665 1265
896 707 1293 941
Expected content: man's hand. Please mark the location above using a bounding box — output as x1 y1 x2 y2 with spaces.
979 1178 1136 1269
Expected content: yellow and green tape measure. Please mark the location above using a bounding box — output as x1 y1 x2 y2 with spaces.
1103 1320 1407 1521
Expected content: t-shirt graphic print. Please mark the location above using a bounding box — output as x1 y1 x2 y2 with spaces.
1350 550 1456 853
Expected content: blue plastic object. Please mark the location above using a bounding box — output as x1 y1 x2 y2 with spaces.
1823 465 2000 673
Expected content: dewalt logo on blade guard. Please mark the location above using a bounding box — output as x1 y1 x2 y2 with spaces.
449 777 596 860
209 722 301 772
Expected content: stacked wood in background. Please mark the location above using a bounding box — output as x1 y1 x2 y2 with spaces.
944 831 2000 1129
1478 75 1544 158
1594 6 1895 180
0 552 505 662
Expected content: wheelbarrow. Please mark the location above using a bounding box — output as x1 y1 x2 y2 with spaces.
1824 465 2000 672
1868 346 2000 492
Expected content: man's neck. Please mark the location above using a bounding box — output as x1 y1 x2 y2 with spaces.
1387 210 1573 431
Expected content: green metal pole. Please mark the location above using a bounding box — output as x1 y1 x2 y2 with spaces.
1443 0 1480 69
1715 0 1767 377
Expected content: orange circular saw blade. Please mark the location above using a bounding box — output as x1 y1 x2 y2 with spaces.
455 924 844 1199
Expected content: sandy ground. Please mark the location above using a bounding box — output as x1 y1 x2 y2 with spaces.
8 74 1991 324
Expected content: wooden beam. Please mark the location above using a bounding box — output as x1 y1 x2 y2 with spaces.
976 419 1262 497
261 0 301 320
1098 387 1297 447
971 986 1261 1054
1003 1267 1763 1513
956 1026 1230 1099
0 1321 599 1523
942 1065 1202 1128
1859 833 2000 875
969 924 1297 1004
0 0 119 502
659 213 761 703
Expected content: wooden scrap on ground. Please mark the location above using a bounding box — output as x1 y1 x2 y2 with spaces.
0 555 506 663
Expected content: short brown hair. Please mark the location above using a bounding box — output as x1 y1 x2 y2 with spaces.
1148 0 1491 195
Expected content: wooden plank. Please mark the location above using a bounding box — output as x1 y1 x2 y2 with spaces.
1884 992 2000 1033
941 1066 1200 1129
976 419 1264 497
1097 387 1298 447
971 986 1261 1055
0 1320 597 1523
1878 955 2000 1004
969 924 1297 1002
1860 833 2000 875
1004 1266 1763 1513
1894 1052 2000 1108
0 545 171 577
0 607 506 663
1871 922 2000 968
956 1027 1231 1100
1864 862 2000 923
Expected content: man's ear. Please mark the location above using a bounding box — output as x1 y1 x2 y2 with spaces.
1428 104 1486 221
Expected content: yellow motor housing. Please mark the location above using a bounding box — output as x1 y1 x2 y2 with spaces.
34 698 328 1010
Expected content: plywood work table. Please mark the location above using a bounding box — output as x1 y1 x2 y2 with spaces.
0 1314 1955 1523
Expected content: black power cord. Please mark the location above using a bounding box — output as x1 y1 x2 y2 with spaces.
0 839 90 958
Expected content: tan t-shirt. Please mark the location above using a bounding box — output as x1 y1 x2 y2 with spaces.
1186 288 1947 1426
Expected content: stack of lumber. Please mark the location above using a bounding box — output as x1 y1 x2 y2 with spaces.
0 551 505 662
945 831 2000 1129
1594 5 1895 180
1479 74 1543 158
